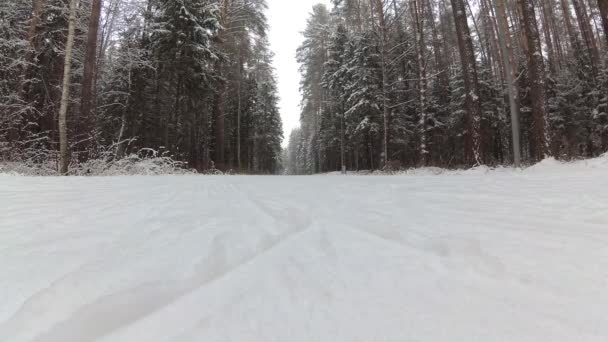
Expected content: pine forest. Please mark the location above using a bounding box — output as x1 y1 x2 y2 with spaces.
1 0 608 174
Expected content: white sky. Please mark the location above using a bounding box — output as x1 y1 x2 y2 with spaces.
267 0 331 146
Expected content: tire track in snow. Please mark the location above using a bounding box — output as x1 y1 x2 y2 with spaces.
0 180 317 342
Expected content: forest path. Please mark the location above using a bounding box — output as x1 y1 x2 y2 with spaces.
1 165 607 341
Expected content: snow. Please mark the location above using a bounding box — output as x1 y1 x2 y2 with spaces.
1 157 608 342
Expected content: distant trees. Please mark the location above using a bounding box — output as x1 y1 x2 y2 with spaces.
287 0 608 173
296 4 331 173
0 0 283 174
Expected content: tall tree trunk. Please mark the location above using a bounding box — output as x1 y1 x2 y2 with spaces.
464 0 489 67
357 0 363 32
540 0 558 74
213 81 226 170
518 0 550 161
562 0 584 52
493 0 521 166
213 0 232 170
341 102 346 174
572 0 601 69
79 0 103 160
598 0 608 46
58 0 78 175
21 0 46 96
590 3 605 50
546 0 566 69
373 0 390 168
392 0 412 103
425 0 449 103
115 69 131 161
27 0 45 50
480 0 502 79
427 0 451 165
412 0 429 166
451 0 483 165
99 0 120 64
237 36 244 171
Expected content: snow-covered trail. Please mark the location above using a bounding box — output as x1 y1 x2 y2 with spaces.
1 161 608 341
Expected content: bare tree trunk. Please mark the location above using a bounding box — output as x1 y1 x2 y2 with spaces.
599 0 608 46
212 0 233 171
21 0 46 96
115 67 132 160
99 0 119 63
237 38 244 171
465 0 489 67
368 131 374 170
425 0 449 103
27 0 45 49
518 0 550 161
562 0 583 52
451 0 483 165
392 0 413 104
539 0 558 74
572 0 601 69
372 0 390 169
356 0 363 32
589 3 605 51
79 0 103 160
493 0 521 166
480 0 502 79
546 0 566 69
412 0 429 166
58 0 78 175
341 102 346 174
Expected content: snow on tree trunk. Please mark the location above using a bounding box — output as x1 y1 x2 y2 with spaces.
412 0 429 166
58 0 78 175
450 0 483 166
19 0 46 100
373 0 390 169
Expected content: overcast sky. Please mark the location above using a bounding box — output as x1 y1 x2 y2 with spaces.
267 0 331 147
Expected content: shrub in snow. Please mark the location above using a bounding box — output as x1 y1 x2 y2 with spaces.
1 149 195 176
72 148 195 176
73 154 193 176
0 161 59 176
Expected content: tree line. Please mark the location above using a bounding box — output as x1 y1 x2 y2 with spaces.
286 0 608 174
0 0 283 174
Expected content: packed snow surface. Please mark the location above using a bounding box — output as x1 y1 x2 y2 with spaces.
1 158 608 342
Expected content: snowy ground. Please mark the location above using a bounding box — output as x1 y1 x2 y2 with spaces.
1 158 608 342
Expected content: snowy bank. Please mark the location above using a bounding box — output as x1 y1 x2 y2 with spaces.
0 154 195 177
323 154 608 177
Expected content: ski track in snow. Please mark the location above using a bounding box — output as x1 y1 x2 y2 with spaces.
1 163 608 341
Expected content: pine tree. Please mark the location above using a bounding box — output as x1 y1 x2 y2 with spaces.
323 22 349 172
